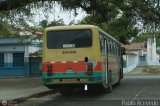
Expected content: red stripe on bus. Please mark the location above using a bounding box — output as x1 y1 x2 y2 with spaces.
42 61 104 73
94 62 102 72
42 63 48 72
53 61 86 72
42 61 87 73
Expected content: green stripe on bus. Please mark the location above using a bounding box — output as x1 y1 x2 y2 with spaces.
42 72 103 84
42 72 102 78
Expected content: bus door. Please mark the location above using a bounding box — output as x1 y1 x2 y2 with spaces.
104 39 108 85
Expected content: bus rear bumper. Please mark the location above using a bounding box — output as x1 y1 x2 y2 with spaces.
44 83 103 90
42 72 103 89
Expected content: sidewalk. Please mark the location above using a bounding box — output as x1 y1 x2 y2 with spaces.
124 66 160 76
0 77 51 100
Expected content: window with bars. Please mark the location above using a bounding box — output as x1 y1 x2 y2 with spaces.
13 53 24 67
139 55 146 62
0 53 4 67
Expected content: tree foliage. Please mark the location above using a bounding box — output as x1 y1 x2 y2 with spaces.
133 32 160 46
0 0 160 43
1 0 160 27
53 0 160 43
0 21 11 37
132 33 149 43
39 19 64 31
78 15 139 43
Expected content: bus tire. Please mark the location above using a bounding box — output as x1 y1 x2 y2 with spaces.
115 71 121 86
106 71 112 93
106 81 112 93
116 80 120 86
101 83 112 93
102 73 112 93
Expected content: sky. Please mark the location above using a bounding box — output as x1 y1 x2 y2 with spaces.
27 3 87 26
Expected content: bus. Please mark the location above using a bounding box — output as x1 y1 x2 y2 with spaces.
42 25 125 93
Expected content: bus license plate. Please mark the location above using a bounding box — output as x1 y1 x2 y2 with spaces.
53 79 87 83
53 79 76 83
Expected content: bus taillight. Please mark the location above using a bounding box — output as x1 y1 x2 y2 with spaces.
86 63 93 75
47 64 52 76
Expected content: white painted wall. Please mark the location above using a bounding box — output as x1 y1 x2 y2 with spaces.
0 45 30 63
29 46 42 53
24 45 29 62
123 36 160 73
123 53 139 73
147 37 159 65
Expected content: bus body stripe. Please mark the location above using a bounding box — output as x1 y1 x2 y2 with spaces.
42 61 103 73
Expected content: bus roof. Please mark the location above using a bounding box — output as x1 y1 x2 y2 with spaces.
44 25 98 31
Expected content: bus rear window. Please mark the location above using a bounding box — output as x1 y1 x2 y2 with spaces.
47 29 92 49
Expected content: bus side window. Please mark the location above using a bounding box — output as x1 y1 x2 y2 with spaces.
106 38 109 53
118 45 120 56
120 46 122 55
110 41 112 54
100 35 105 53
107 39 110 53
112 41 114 54
115 44 118 55
113 42 115 55
117 46 119 56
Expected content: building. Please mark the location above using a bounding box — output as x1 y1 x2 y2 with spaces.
0 37 30 76
123 43 147 73
147 37 159 65
123 36 159 73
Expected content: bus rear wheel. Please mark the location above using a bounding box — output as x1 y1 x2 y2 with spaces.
100 84 112 93
106 71 112 93
106 83 112 93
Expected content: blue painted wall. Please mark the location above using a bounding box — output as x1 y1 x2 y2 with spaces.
0 62 29 76
0 38 32 76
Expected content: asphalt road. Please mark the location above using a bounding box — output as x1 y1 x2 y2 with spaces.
17 75 160 106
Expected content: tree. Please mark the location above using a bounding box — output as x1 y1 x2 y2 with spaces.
78 15 139 43
1 0 160 26
132 33 149 43
55 0 159 43
0 21 12 37
1 0 160 43
38 19 64 31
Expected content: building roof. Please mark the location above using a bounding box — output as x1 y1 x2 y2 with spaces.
124 43 147 52
0 37 30 46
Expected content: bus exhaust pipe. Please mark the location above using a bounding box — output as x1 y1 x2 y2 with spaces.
84 85 88 91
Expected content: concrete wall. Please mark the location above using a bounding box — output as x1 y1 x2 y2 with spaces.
147 37 159 65
123 53 138 73
29 46 41 53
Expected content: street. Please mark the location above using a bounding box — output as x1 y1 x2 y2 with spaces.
0 77 50 100
17 75 160 106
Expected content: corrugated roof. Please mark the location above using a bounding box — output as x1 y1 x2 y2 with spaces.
124 43 147 52
0 37 29 45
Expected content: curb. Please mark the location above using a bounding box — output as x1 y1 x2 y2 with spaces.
0 76 41 79
13 90 57 104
